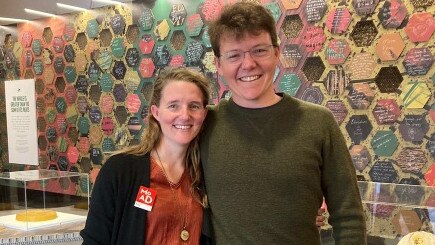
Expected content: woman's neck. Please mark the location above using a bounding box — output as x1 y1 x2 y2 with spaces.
153 144 187 183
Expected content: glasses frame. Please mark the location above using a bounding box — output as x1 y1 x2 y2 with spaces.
219 44 277 64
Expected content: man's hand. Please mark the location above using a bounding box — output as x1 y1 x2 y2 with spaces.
316 207 326 230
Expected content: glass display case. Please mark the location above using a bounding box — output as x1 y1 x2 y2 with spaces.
321 181 435 244
0 169 89 244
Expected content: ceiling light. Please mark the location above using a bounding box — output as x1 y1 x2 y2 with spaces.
57 3 87 12
93 0 124 5
0 17 28 23
24 8 57 18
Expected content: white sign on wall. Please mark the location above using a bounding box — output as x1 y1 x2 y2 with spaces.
5 79 39 165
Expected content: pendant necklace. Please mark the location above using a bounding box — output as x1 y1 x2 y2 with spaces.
155 149 190 241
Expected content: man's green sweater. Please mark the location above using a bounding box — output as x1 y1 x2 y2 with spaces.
200 94 366 244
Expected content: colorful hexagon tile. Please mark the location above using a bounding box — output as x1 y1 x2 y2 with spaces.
303 26 326 53
126 25 139 44
31 39 42 56
64 85 77 105
115 106 128 125
405 12 435 43
265 2 281 22
124 70 141 93
112 60 127 80
89 106 102 124
199 0 222 22
347 83 375 109
398 115 429 143
305 0 327 22
169 4 187 26
394 177 426 205
345 115 373 144
187 14 203 37
170 30 186 51
89 125 103 145
185 41 204 65
392 210 422 235
110 14 126 35
323 68 350 96
278 73 301 97
21 31 33 48
348 52 376 80
349 145 371 171
325 39 350 65
100 73 114 92
67 145 80 164
139 58 155 78
153 44 171 68
325 100 348 125
64 44 76 63
375 33 405 61
400 80 431 109
403 47 433 76
125 48 139 67
100 94 114 114
325 7 352 34
350 20 378 47
127 116 142 136
63 23 76 42
396 148 427 174
369 160 398 182
377 0 407 29
102 117 115 136
53 36 64 53
371 130 399 157
138 7 154 31
352 0 379 16
154 19 170 41
111 37 125 58
302 56 325 82
372 99 401 125
375 66 403 93
102 137 116 153
282 14 303 39
89 84 102 105
299 86 324 105
86 19 100 39
126 93 142 114
424 164 435 186
281 44 302 68
97 50 112 71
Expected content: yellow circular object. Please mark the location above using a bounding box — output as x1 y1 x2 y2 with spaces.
398 231 435 245
16 209 58 222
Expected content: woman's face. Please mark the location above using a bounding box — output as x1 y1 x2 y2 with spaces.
151 80 207 148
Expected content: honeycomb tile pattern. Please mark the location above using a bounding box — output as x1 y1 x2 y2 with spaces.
0 0 433 239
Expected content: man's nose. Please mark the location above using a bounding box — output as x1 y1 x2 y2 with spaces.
240 51 257 68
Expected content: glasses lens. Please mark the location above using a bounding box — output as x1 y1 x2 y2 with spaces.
250 45 273 58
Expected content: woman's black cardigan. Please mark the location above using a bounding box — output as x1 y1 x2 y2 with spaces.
80 153 213 245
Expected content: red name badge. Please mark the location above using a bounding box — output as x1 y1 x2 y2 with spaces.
134 186 157 211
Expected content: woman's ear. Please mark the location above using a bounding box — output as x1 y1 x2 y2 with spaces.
150 105 159 121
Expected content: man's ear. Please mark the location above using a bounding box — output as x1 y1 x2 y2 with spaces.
150 105 159 121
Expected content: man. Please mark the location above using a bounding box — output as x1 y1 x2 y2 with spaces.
200 2 366 244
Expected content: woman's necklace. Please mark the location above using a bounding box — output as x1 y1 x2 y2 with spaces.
155 149 190 241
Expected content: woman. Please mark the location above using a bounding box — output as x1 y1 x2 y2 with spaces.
81 67 211 245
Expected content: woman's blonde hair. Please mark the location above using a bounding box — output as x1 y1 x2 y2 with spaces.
118 67 210 206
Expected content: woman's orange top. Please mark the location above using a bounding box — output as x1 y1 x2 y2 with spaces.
145 156 203 245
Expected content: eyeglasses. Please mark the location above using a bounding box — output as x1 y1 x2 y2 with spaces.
219 44 276 64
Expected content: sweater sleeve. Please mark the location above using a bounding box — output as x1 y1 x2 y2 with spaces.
80 156 118 245
320 109 367 245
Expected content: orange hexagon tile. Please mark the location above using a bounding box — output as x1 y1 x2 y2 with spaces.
405 12 435 43
347 52 376 80
375 32 405 61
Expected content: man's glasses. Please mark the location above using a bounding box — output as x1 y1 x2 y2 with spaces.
219 44 276 64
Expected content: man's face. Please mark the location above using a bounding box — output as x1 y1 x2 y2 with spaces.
215 31 279 108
